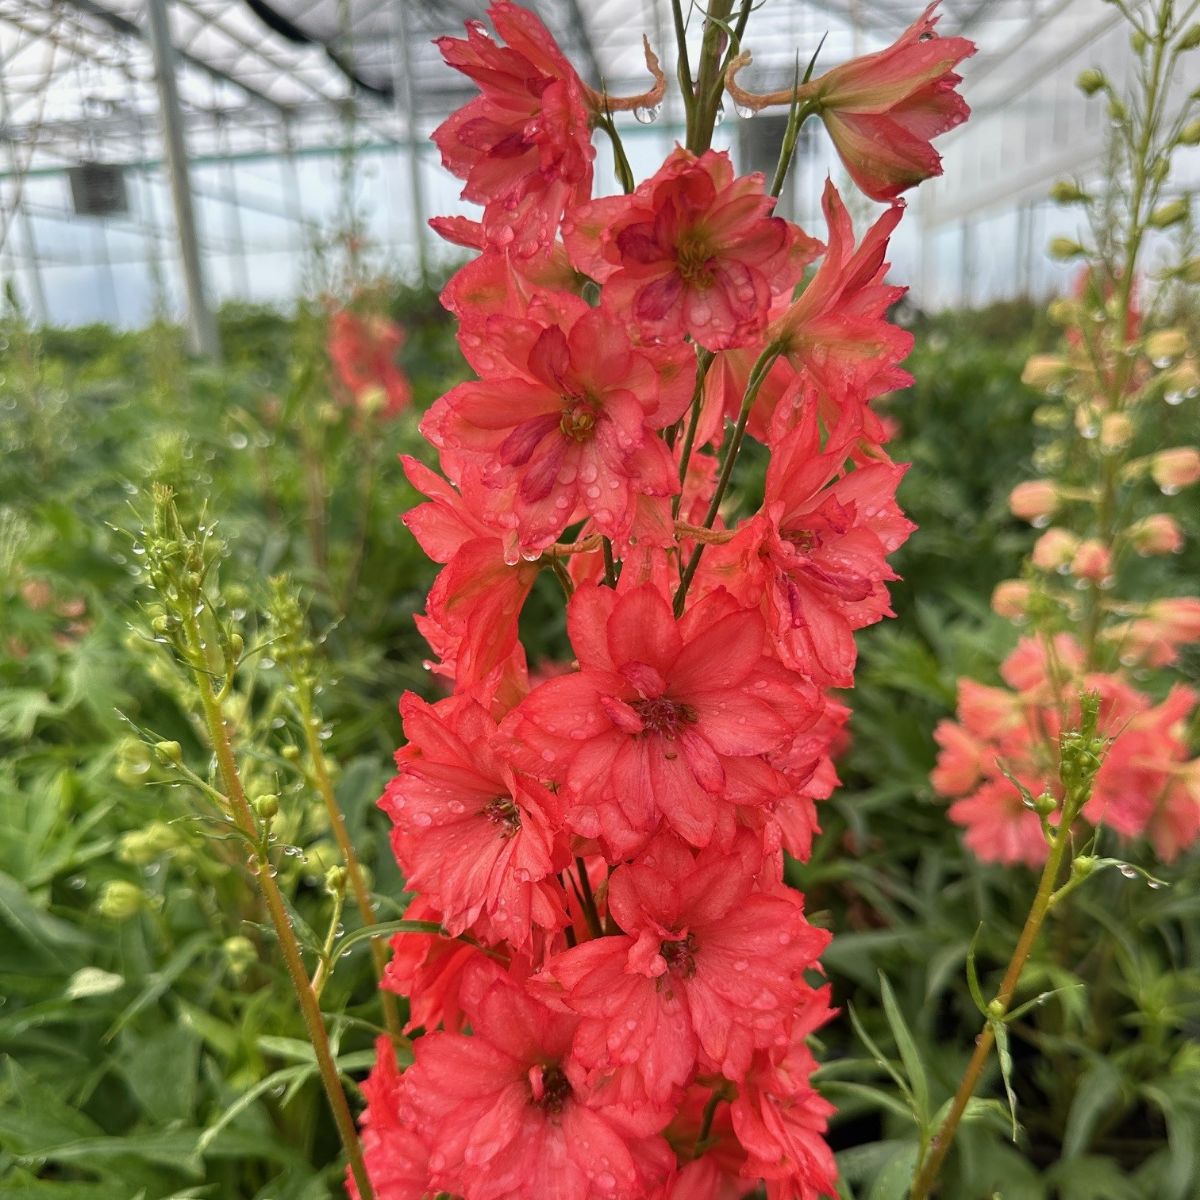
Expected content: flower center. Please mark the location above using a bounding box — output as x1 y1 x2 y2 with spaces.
630 696 698 738
484 795 522 838
660 932 698 978
559 402 597 442
675 230 716 288
780 526 818 554
530 1063 573 1113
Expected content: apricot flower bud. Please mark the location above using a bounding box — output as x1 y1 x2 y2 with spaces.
1145 329 1188 362
1009 480 1060 522
1071 539 1112 582
1031 528 1079 570
1099 412 1133 450
1151 447 1200 490
1022 354 1068 389
1129 514 1183 555
992 580 1032 619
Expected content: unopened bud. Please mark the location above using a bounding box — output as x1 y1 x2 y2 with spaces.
151 614 172 635
1151 447 1200 490
986 999 1006 1020
223 934 257 977
1179 23 1200 50
281 744 301 762
1032 528 1079 570
228 632 244 660
1149 199 1189 229
1076 68 1107 95
1073 854 1098 878
1009 480 1060 522
1049 237 1086 260
1050 180 1089 205
154 740 183 766
1047 298 1077 326
1071 539 1112 582
992 579 1032 620
1129 513 1183 556
96 880 144 921
325 865 348 895
1022 354 1069 389
1033 791 1058 816
1145 329 1189 362
1179 120 1200 147
253 793 280 821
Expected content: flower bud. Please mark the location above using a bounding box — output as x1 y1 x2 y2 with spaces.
1179 120 1200 147
1148 199 1189 229
1151 447 1200 490
325 865 348 895
1050 180 1089 204
1128 513 1183 555
1099 412 1133 450
992 580 1032 619
1031 528 1079 570
281 744 301 762
118 821 179 865
1179 23 1200 50
1049 237 1086 260
1033 791 1058 816
96 880 144 921
1073 854 1098 878
1009 480 1060 522
1047 298 1077 326
1022 354 1068 389
1076 68 1107 95
223 934 257 978
1144 597 1200 642
1178 259 1200 285
154 740 183 766
253 793 280 821
1145 329 1189 362
1071 538 1112 582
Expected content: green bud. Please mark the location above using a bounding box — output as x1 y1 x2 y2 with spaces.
986 999 1006 1020
96 880 144 921
151 614 172 635
1049 237 1086 260
1177 258 1200 284
1149 199 1189 228
154 740 183 766
1178 120 1200 147
1034 792 1058 816
228 632 244 660
1076 68 1106 95
1047 298 1077 326
1131 29 1147 53
1073 855 1098 878
1179 23 1200 50
1050 179 1089 204
1107 97 1128 124
325 865 348 895
222 934 257 977
281 744 301 762
253 793 280 821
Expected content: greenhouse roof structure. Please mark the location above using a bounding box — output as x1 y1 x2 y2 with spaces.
1 0 1184 337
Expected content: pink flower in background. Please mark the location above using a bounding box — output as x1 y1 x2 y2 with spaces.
327 310 411 419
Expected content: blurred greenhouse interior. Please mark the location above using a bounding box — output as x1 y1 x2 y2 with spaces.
3 0 1196 350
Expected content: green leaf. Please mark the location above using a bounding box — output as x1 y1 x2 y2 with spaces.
866 1140 920 1200
879 972 929 1127
846 1002 913 1109
1062 1059 1123 1159
991 1018 1019 1141
328 917 443 969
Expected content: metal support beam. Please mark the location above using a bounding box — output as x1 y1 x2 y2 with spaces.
391 0 429 283
144 0 220 358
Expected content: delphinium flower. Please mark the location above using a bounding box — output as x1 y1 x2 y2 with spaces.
328 309 412 420
352 4 973 1198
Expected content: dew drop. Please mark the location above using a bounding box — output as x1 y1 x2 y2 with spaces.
633 102 661 124
713 100 726 126
1117 864 1137 878
734 101 756 119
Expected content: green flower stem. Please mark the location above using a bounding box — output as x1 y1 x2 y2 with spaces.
674 346 780 615
910 824 1073 1199
672 347 715 519
296 686 404 1042
686 0 736 154
181 609 375 1200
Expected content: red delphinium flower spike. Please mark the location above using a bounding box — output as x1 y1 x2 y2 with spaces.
422 302 690 560
403 977 674 1200
565 149 821 352
382 694 569 948
504 582 820 856
432 1 596 257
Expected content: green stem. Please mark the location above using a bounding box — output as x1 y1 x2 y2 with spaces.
672 348 715 520
297 689 404 1041
686 0 736 154
574 857 604 940
182 612 375 1200
674 347 780 615
910 827 1073 1199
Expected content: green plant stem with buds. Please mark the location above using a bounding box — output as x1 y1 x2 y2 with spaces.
178 607 376 1200
296 686 404 1042
686 0 736 154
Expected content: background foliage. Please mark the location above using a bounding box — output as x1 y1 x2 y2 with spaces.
0 285 1196 1199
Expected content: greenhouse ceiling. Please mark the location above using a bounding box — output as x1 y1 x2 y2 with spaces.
1 0 1072 174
